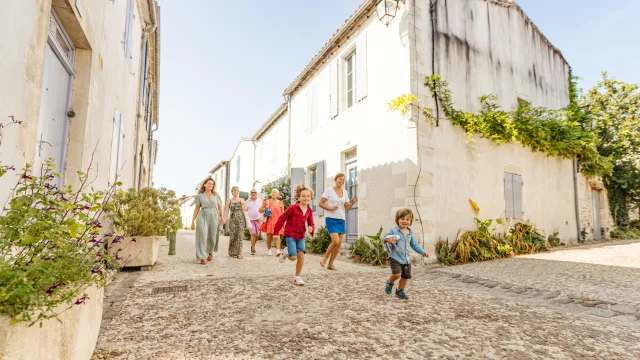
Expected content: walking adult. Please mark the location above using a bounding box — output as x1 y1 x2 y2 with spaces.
191 177 224 265
246 189 262 255
320 173 356 270
224 186 247 259
259 189 285 256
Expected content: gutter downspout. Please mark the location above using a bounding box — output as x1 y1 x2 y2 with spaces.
148 4 160 187
284 94 292 174
573 157 582 243
134 0 158 189
251 140 257 188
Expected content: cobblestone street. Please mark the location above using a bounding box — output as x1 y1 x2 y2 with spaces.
93 232 640 359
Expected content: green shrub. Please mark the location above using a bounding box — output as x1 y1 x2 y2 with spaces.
630 219 640 230
108 188 169 236
306 227 331 254
435 238 456 265
244 228 251 240
347 227 388 265
611 228 640 239
547 230 563 247
0 160 118 325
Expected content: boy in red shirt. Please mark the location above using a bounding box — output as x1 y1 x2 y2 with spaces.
274 182 315 286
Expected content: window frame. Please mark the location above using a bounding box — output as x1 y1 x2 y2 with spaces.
123 0 135 64
343 50 356 110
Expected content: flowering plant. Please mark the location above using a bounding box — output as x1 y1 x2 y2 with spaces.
108 187 170 236
260 175 291 208
0 158 120 326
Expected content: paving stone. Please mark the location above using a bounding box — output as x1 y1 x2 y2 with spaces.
449 273 462 278
611 305 638 315
500 284 514 289
542 292 560 300
597 304 610 310
587 308 617 318
484 282 499 288
552 298 574 305
611 315 638 323
462 277 478 283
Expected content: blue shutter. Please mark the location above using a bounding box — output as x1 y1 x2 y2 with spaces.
315 160 325 215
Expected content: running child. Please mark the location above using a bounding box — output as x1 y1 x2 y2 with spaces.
383 208 429 299
274 182 315 286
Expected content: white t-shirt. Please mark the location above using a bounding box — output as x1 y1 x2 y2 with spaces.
321 187 349 220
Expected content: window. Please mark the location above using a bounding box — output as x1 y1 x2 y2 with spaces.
124 0 134 63
344 51 356 109
308 166 317 212
109 110 125 186
140 39 149 108
345 148 358 200
504 173 523 219
236 156 241 183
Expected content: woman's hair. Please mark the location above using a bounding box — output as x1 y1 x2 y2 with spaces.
293 181 314 203
271 189 280 195
334 173 345 181
231 186 239 193
198 177 217 194
395 208 414 226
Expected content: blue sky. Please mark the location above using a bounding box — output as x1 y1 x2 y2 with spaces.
154 0 640 196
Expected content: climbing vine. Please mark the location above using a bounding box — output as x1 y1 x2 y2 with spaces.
388 74 613 177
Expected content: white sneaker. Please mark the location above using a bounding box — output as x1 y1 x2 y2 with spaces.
294 276 305 286
266 249 273 256
276 250 282 256
279 248 288 263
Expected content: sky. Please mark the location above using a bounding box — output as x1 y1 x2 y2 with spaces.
154 0 640 197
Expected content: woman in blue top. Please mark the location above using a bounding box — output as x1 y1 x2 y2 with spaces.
383 208 429 299
319 173 356 271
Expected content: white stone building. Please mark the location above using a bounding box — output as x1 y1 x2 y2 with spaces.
0 0 161 201
226 0 614 250
227 138 255 199
253 103 289 194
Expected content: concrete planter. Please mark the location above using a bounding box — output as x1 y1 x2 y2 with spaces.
109 236 163 268
0 286 103 360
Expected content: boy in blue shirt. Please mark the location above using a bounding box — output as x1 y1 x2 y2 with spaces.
383 208 429 299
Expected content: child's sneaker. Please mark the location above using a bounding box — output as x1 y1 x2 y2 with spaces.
276 250 282 256
266 249 273 256
279 248 288 263
385 280 394 295
395 289 409 300
294 276 305 286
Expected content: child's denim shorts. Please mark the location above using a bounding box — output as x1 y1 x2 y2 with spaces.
285 237 306 257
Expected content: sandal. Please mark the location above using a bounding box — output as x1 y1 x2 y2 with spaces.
207 253 213 261
327 264 337 271
320 257 327 268
232 255 243 259
200 259 207 265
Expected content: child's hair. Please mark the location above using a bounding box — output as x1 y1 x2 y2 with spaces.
395 208 414 225
293 181 314 203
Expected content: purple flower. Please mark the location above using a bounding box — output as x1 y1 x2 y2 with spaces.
21 174 32 180
46 206 55 211
130 238 137 243
111 238 120 244
91 268 104 274
74 294 89 305
45 281 65 295
60 196 68 201
42 256 53 261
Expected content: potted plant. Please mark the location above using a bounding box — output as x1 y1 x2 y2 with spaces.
366 227 389 266
107 187 169 267
0 158 119 358
349 236 369 263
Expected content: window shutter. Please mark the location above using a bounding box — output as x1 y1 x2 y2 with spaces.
236 156 241 182
109 110 123 186
290 167 305 203
356 31 368 101
306 86 312 133
504 173 514 218
513 174 523 219
329 59 339 118
315 160 325 216
312 81 319 131
124 0 134 61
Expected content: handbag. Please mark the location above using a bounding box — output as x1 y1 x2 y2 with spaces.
261 201 273 223
243 211 251 229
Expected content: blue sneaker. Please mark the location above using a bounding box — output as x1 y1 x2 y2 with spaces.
396 289 409 300
385 280 394 295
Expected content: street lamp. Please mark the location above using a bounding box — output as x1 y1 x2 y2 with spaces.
376 0 400 27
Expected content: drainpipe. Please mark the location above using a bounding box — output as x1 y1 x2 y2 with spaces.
148 5 160 187
573 157 582 242
251 140 257 188
134 1 159 188
284 94 292 173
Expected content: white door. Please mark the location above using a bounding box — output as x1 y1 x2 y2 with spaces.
34 44 71 178
345 160 358 243
592 190 602 241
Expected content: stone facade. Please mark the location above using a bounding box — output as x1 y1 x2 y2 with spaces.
0 0 160 199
